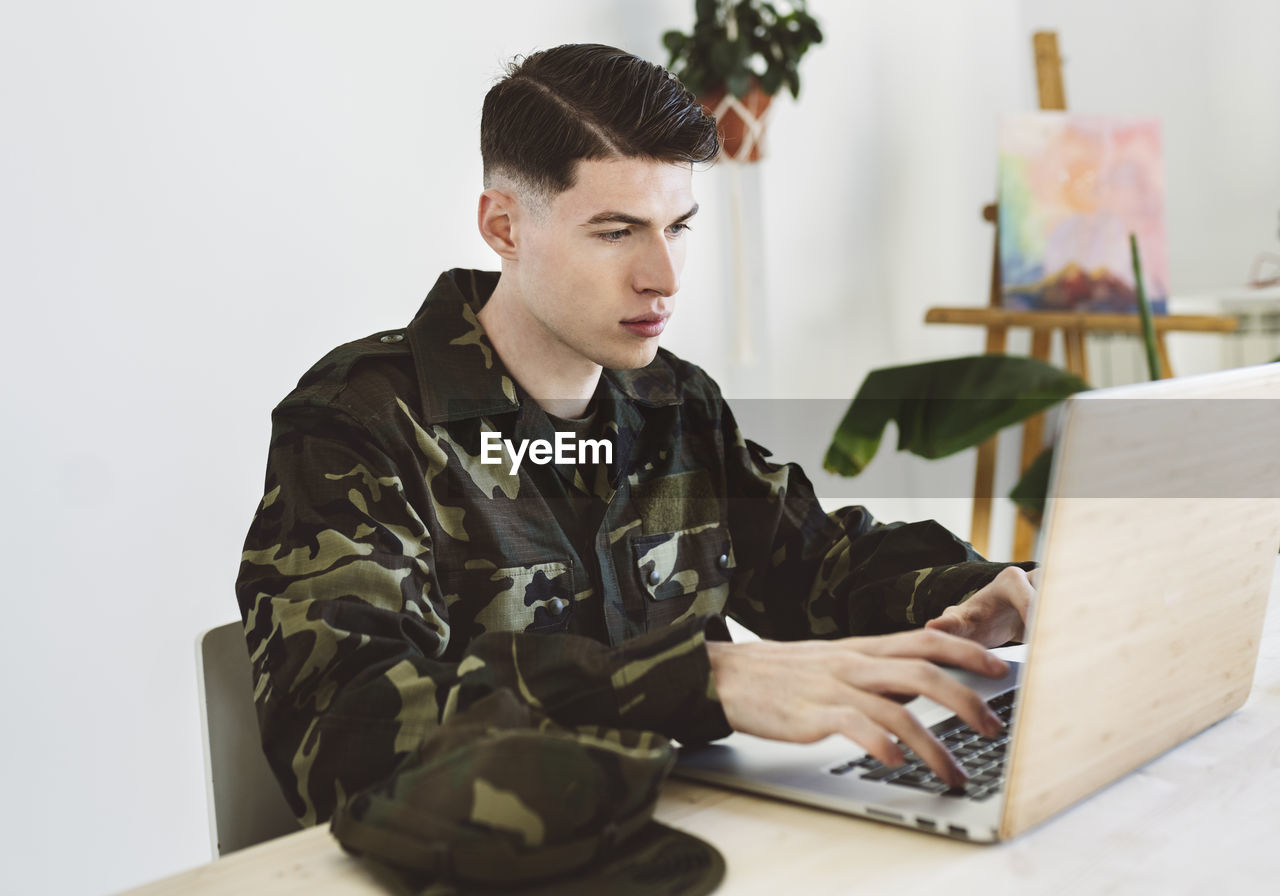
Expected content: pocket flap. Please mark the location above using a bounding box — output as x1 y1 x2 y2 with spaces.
631 525 734 601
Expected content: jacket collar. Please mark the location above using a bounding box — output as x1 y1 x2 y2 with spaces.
406 269 683 424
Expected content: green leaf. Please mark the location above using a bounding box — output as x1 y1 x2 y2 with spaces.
694 0 718 25
726 69 751 98
1130 233 1162 381
759 64 785 95
1009 444 1054 525
683 64 712 97
795 11 823 42
824 355 1089 477
711 38 738 73
784 64 800 98
662 31 686 53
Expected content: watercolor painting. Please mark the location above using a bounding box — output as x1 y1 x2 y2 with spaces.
998 114 1169 313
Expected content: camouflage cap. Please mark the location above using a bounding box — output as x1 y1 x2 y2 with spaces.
331 690 725 895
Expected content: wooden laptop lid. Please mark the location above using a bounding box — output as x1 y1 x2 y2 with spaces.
1000 363 1280 839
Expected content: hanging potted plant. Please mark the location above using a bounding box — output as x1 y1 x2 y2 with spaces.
663 0 823 161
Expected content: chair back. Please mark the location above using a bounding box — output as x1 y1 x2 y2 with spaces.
196 621 300 856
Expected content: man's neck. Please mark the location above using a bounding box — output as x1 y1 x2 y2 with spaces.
477 277 601 419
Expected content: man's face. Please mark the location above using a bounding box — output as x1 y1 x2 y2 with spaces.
508 156 697 373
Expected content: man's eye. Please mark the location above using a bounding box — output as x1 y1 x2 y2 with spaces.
667 223 692 237
599 229 630 242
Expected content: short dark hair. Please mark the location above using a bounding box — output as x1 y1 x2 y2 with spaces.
481 43 719 196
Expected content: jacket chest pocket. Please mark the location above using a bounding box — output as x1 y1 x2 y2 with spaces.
630 524 735 628
440 559 577 641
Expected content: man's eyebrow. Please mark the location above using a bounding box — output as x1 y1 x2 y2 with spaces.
582 203 700 228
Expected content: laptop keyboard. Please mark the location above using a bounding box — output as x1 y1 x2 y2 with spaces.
828 689 1017 802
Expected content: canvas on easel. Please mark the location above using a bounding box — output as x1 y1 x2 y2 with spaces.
924 33 1233 560
998 114 1170 313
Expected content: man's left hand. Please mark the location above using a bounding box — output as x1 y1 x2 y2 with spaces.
924 565 1038 647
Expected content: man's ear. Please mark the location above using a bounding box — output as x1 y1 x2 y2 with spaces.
477 188 520 261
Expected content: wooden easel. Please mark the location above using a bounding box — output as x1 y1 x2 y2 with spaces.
926 32 1237 560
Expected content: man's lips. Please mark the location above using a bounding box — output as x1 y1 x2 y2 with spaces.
621 314 669 338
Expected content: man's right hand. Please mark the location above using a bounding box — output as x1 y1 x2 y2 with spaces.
704 629 1009 788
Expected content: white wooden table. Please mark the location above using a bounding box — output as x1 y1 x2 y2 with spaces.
122 566 1280 896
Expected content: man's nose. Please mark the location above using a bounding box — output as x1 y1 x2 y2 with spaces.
633 234 681 297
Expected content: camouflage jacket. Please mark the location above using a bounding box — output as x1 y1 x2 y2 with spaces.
237 268 1020 826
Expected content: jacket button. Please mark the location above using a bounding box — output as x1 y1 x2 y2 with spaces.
380 333 404 344
647 569 661 587
546 597 568 616
717 553 730 569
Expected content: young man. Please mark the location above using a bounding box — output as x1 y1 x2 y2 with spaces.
237 44 1035 828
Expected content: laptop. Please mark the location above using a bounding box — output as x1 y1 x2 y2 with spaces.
675 362 1280 842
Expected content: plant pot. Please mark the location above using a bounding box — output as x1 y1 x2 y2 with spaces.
700 80 773 162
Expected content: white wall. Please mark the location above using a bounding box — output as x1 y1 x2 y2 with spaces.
1 2 1276 893
0 4 694 892
741 0 1029 537
1021 0 1280 296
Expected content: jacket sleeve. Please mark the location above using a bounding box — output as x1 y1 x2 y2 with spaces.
236 405 729 827
718 399 1033 642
